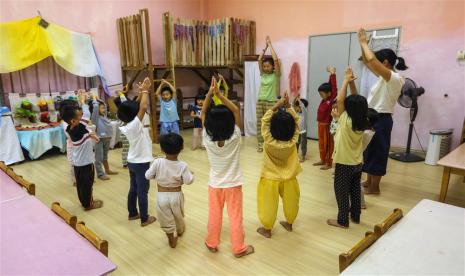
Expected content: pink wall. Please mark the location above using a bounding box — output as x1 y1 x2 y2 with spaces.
0 0 202 86
2 0 464 148
205 0 465 149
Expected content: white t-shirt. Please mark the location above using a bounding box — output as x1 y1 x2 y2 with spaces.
203 125 243 188
367 71 404 114
119 116 153 163
145 158 194 187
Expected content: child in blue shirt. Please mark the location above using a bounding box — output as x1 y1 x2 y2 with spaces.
156 79 179 135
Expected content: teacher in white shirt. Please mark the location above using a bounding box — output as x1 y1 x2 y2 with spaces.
358 28 408 195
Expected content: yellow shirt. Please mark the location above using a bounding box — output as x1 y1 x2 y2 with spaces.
332 112 363 165
212 80 229 106
260 108 302 181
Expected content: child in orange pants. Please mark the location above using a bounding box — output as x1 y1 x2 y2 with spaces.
201 77 254 258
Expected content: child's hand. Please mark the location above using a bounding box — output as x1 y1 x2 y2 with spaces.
90 133 100 143
207 77 216 96
265 36 271 45
358 28 369 45
326 66 336 74
278 91 290 108
331 106 339 118
344 67 357 82
137 77 152 91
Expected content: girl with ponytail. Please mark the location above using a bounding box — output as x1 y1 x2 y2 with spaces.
357 28 407 195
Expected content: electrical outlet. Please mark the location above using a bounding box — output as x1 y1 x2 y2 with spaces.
457 50 465 61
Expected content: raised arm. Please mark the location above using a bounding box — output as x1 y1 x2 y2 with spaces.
337 68 357 114
267 36 281 76
162 80 177 101
136 77 151 121
214 85 240 128
201 77 215 126
90 94 100 124
218 74 229 98
258 40 269 74
327 66 338 101
358 28 391 81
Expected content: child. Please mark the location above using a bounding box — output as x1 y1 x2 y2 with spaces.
156 79 179 135
61 104 103 211
202 77 254 258
327 67 371 228
314 66 337 170
293 97 308 162
256 36 281 152
212 73 229 106
190 92 205 150
113 91 130 168
61 90 91 186
90 95 118 180
256 92 302 238
145 133 194 248
118 77 156 227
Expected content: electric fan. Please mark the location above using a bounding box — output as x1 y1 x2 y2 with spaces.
389 78 425 162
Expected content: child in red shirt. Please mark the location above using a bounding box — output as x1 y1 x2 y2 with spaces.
313 66 337 170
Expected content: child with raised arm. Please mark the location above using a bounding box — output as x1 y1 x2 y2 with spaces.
327 67 370 228
190 91 205 150
256 92 302 238
118 78 156 227
256 36 281 152
156 79 180 135
293 96 309 162
90 94 118 180
145 133 194 248
314 66 338 170
202 77 254 258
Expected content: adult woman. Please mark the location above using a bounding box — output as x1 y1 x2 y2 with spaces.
358 28 408 194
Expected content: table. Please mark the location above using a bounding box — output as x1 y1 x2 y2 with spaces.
16 125 66 159
437 143 465 202
0 169 28 203
1 196 116 275
0 115 24 165
342 199 465 275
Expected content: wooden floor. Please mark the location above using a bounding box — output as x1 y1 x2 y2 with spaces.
11 130 465 275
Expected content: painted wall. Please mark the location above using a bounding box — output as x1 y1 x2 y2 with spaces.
205 0 465 148
0 0 203 88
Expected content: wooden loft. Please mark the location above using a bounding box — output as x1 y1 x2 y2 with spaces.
116 10 256 142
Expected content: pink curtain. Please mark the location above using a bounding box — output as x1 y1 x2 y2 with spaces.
1 57 92 107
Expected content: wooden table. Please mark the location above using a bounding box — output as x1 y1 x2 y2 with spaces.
437 143 465 202
1 190 116 275
342 199 465 275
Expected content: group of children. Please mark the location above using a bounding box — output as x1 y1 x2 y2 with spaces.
60 28 407 256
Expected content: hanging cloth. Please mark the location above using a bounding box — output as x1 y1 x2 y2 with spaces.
0 16 104 79
288 62 301 97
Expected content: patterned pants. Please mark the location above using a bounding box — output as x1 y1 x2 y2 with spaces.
121 134 129 166
256 100 276 148
334 163 362 226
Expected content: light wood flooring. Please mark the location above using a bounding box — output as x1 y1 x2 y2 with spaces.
10 130 465 275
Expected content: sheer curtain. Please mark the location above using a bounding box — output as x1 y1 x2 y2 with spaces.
244 61 261 136
0 57 91 107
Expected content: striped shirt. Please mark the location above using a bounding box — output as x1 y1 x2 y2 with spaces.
66 123 95 167
203 125 243 188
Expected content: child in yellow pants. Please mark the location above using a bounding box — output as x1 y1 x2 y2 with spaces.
257 92 302 238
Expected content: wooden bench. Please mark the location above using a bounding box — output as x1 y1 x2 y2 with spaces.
437 143 465 202
76 221 109 257
339 231 378 273
51 202 77 229
0 161 35 195
374 208 403 237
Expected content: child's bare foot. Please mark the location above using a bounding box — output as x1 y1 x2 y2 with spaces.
141 216 156 227
234 245 255 258
205 243 218 253
98 175 110 180
364 188 380 195
257 147 263 153
177 231 184 237
84 200 103 211
257 227 272 238
279 221 293 232
326 219 348 229
167 233 178 248
320 165 332 170
362 181 369 188
361 203 367 209
106 170 118 175
313 161 324 166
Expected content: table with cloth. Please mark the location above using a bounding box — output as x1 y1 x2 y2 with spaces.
0 114 25 165
16 125 66 160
